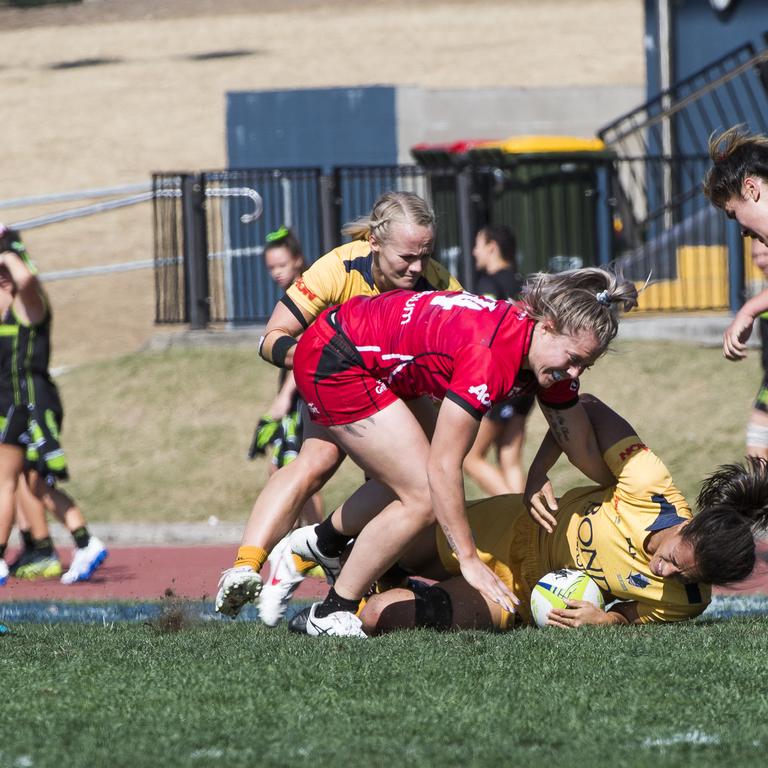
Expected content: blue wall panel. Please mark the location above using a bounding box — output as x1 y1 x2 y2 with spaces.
645 0 767 107
227 86 399 172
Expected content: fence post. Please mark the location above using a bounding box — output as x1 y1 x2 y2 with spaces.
456 166 476 292
595 161 613 266
726 220 744 313
319 172 341 256
181 173 210 330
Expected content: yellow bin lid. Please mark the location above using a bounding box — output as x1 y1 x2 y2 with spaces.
478 135 607 154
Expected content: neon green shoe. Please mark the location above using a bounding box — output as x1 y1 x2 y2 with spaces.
15 554 63 580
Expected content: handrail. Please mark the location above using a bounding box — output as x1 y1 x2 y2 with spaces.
0 183 152 210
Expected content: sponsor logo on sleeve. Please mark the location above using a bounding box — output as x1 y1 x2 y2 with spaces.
468 383 492 407
294 277 317 302
619 442 647 461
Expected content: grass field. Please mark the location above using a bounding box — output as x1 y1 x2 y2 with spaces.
4 335 768 767
2 612 768 768
54 337 760 524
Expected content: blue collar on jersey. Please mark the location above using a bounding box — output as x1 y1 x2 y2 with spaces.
344 252 376 289
645 494 689 532
344 252 437 292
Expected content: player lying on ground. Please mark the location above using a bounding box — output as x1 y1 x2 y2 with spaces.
293 395 766 634
283 270 637 637
284 395 768 634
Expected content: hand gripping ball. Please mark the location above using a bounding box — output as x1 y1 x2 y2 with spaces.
530 568 605 627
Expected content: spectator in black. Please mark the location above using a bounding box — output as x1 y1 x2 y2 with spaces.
464 225 535 495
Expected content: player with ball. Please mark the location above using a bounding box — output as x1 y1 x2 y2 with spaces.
353 394 767 633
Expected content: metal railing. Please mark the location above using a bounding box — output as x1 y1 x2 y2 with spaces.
153 156 739 326
598 40 768 311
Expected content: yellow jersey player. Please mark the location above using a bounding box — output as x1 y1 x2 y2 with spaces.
216 191 461 623
351 394 767 633
284 237 458 325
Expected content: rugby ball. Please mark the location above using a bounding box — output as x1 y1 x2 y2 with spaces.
530 568 604 627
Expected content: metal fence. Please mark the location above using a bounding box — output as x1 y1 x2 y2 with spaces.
153 155 740 326
596 39 768 313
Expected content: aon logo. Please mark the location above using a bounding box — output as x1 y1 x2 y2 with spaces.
468 383 492 407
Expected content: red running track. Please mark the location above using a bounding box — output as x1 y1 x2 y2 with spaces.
2 542 767 602
1 546 328 602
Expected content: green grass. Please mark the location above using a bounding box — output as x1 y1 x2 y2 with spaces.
54 339 760 523
2 618 768 767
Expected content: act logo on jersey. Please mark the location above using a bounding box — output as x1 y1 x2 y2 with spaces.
468 383 492 407
306 402 320 415
294 277 317 302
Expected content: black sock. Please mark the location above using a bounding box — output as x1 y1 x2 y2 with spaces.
21 529 34 551
72 526 90 549
33 537 54 557
315 517 350 558
314 587 361 619
0 544 6 559
377 562 412 589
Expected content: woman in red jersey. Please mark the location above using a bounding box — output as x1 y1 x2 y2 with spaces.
289 268 638 636
215 191 460 622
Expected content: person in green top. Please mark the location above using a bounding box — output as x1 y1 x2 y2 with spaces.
0 225 107 586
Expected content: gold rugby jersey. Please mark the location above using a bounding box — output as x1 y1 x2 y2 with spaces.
437 436 711 626
283 239 462 326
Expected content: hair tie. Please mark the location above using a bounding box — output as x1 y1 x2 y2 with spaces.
595 290 611 307
266 225 289 243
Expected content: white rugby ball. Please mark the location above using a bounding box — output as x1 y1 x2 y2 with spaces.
530 568 605 627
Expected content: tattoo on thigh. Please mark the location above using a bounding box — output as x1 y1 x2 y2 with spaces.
340 415 377 438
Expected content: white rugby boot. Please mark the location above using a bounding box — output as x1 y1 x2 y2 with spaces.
258 535 306 627
215 565 263 618
61 536 108 584
305 602 367 638
289 524 342 585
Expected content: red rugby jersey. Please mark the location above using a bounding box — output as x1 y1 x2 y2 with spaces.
333 289 579 418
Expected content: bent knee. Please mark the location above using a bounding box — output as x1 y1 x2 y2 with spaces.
290 442 343 483
360 589 415 635
398 488 435 523
359 594 387 634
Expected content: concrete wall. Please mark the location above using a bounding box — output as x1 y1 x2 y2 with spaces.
396 85 644 163
227 84 645 169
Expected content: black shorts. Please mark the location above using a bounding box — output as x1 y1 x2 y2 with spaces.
0 403 31 448
0 380 69 484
